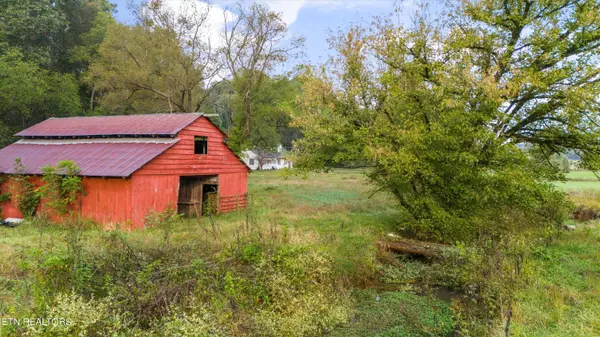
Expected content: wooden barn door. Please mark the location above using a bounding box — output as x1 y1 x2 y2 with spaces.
178 177 203 217
177 176 218 217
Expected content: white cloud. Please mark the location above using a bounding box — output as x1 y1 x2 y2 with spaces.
397 0 418 10
260 0 307 25
156 0 397 34
206 0 306 26
160 0 235 50
212 0 394 26
304 0 394 12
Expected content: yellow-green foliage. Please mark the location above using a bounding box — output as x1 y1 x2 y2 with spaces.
152 303 228 337
1 215 355 336
253 249 352 337
293 0 600 245
26 292 125 336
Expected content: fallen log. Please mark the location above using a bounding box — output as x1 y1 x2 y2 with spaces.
377 235 451 258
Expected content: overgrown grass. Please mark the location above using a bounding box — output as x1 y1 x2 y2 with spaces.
557 171 600 212
330 290 454 337
511 171 600 335
505 172 600 335
565 170 600 181
556 180 600 192
511 224 600 336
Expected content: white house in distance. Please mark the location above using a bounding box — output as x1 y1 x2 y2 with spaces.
242 145 293 170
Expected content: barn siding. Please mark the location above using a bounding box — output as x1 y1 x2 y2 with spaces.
81 178 132 227
0 175 26 219
0 176 132 227
131 174 179 228
219 172 248 195
218 172 249 212
0 176 49 219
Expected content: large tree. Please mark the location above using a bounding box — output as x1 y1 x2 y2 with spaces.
223 3 304 141
89 0 221 113
0 0 67 67
0 0 114 99
228 72 301 152
293 0 600 242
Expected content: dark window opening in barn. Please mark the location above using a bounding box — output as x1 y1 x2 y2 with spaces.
249 159 255 165
194 136 208 154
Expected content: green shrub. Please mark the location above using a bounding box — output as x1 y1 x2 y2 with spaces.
151 303 228 337
24 292 129 336
0 175 11 218
252 247 352 337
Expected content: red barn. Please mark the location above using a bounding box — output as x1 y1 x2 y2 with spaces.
0 113 249 228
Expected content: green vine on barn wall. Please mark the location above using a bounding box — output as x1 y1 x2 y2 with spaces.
0 176 12 219
12 158 40 218
38 160 84 216
4 159 85 220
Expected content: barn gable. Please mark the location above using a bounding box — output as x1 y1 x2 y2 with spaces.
136 117 249 176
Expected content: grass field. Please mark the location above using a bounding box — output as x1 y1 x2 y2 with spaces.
514 170 600 336
556 170 600 191
511 224 600 337
0 169 599 336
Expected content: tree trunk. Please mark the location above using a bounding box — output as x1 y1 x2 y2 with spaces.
90 86 95 111
244 89 252 137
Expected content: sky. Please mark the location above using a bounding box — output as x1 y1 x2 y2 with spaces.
108 0 419 71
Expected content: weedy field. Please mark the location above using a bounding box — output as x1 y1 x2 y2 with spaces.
0 169 598 336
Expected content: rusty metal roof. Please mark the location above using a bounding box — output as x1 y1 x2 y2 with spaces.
16 113 203 138
0 139 177 177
